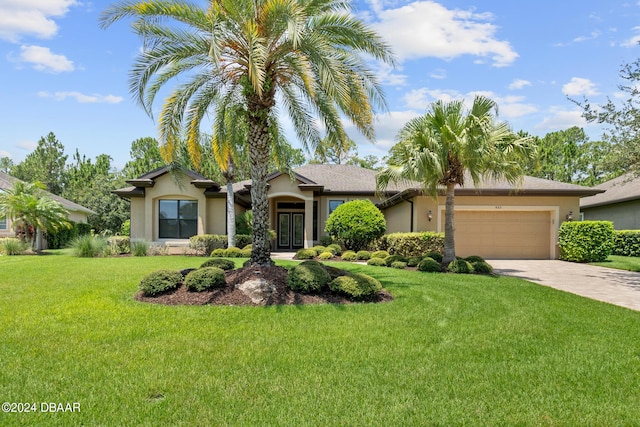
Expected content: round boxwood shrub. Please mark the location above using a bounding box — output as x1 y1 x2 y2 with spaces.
300 260 323 267
184 267 226 292
139 270 182 297
390 261 407 269
327 243 342 256
241 248 252 257
448 259 474 274
341 250 357 261
329 273 382 300
371 250 390 259
465 255 485 263
324 199 386 251
472 261 493 274
407 256 423 267
295 248 317 260
425 251 443 263
200 258 235 271
417 257 442 273
385 254 408 267
225 247 242 258
211 248 226 257
366 257 387 266
242 244 252 250
287 264 331 293
356 250 371 260
312 245 327 255
318 251 334 260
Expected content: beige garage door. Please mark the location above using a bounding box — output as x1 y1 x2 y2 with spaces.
444 210 551 259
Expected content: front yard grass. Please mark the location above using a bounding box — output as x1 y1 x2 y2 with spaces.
591 255 640 272
1 254 640 426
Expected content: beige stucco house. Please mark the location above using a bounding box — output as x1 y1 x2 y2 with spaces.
0 171 95 248
580 173 640 229
114 164 602 259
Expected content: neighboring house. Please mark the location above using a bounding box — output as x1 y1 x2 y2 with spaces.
114 164 602 259
580 173 640 229
0 172 95 248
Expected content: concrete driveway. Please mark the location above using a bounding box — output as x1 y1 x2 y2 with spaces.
489 260 640 312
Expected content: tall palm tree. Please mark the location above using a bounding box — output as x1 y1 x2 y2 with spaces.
101 0 394 266
377 96 536 264
0 181 71 250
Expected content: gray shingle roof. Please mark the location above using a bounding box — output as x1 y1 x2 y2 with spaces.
580 173 640 208
0 172 96 215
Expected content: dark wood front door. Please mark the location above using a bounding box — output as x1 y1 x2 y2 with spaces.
277 212 304 250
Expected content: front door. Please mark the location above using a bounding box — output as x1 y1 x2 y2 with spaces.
277 212 304 250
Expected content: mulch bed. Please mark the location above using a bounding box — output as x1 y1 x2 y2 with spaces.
134 265 393 306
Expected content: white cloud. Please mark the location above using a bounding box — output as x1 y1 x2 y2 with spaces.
509 79 532 90
0 0 78 42
429 68 447 79
371 1 518 67
621 26 640 47
38 91 124 104
0 150 11 158
16 45 74 73
17 140 38 151
374 62 407 86
534 108 588 132
562 77 599 96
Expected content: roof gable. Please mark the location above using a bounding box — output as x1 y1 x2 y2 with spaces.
580 173 640 208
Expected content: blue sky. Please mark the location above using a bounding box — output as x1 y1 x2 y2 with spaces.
1 0 640 169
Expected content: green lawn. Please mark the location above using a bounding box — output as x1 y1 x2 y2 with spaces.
591 255 640 272
1 254 640 426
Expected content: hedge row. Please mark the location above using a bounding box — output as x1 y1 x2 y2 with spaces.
189 234 252 254
45 222 92 249
372 232 444 257
612 230 640 257
558 221 614 263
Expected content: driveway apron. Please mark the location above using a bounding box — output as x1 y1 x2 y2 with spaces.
489 260 640 312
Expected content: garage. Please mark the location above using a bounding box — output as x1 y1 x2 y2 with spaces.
445 210 552 259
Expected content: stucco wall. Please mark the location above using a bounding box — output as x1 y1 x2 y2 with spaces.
582 199 640 230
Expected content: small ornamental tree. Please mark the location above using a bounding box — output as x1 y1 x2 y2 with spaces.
324 200 386 252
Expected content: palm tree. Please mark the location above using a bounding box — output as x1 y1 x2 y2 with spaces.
101 0 394 266
0 181 71 250
377 96 535 264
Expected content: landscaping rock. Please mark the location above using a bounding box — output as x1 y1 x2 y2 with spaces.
237 276 276 304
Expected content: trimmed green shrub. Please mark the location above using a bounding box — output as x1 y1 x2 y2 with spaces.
341 250 358 261
235 235 252 250
120 219 130 237
472 261 493 274
107 236 130 255
0 238 27 255
324 200 386 251
425 251 443 263
612 230 640 257
374 232 444 257
558 221 614 263
286 264 331 293
69 234 107 258
185 267 226 292
319 235 333 246
139 269 182 296
132 240 149 257
327 243 342 256
189 234 226 254
211 248 226 257
242 244 252 250
300 260 323 267
367 257 387 266
390 261 407 269
295 248 317 260
407 256 423 267
465 255 485 263
448 259 474 274
329 273 382 300
385 254 408 267
417 257 442 272
200 258 235 271
312 245 327 255
356 250 371 260
45 221 91 249
371 250 390 259
241 248 251 257
318 251 334 260
225 247 243 258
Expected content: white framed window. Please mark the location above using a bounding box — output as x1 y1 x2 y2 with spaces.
328 200 344 215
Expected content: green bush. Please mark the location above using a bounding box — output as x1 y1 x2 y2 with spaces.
225 247 243 258
242 244 252 250
295 248 317 260
286 264 331 293
139 269 182 296
371 250 390 259
200 258 235 270
318 251 334 260
211 248 226 257
69 234 107 258
299 260 323 267
385 254 408 267
341 250 358 261
185 267 226 292
448 259 474 274
407 256 423 267
0 238 27 255
465 255 485 263
319 235 333 246
472 261 493 274
558 221 614 263
417 257 442 273
324 200 386 251
45 221 91 250
366 257 387 266
329 273 382 300
356 250 371 260
235 235 252 250
327 243 342 256
390 261 407 269
189 234 226 254
425 251 443 263
120 219 131 236
132 240 149 257
373 232 444 257
312 245 327 255
241 248 252 257
107 236 130 254
612 230 640 256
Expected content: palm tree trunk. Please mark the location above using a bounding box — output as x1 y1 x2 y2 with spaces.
442 183 456 265
247 107 274 267
225 158 236 249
